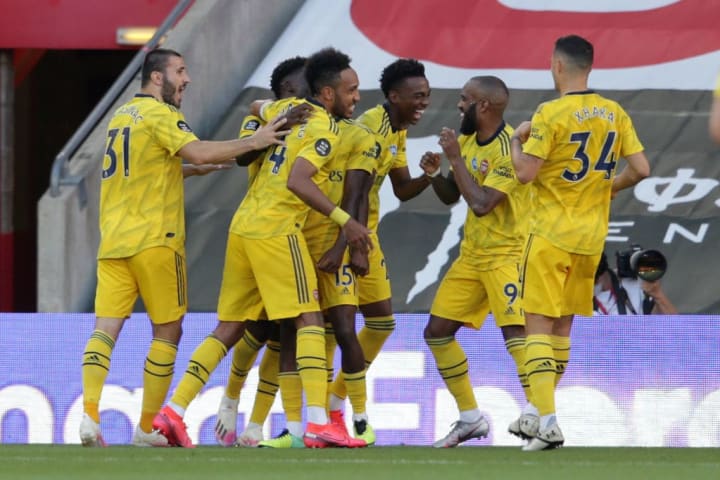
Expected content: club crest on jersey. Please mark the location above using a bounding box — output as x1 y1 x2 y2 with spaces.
480 159 489 175
244 119 260 131
315 138 331 156
389 144 398 156
177 120 193 133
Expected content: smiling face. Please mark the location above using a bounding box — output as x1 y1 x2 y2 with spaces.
159 55 191 108
330 67 360 119
389 76 430 128
457 79 483 135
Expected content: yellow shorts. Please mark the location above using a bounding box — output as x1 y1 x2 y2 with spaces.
217 233 320 321
310 249 359 311
95 246 187 324
358 232 392 306
430 254 524 329
521 234 600 318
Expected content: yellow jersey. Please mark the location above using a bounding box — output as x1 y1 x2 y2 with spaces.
97 93 198 259
237 114 263 185
522 91 644 255
356 104 408 232
456 124 530 269
714 74 720 97
229 97 340 239
303 119 377 250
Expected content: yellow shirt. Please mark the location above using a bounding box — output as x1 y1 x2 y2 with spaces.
456 124 530 269
98 94 198 259
303 119 377 251
715 74 720 97
356 104 408 232
522 91 644 255
230 97 340 239
237 114 263 185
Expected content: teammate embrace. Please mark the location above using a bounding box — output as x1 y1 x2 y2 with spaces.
82 35 650 451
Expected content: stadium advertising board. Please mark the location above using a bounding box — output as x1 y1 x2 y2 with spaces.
1 313 718 446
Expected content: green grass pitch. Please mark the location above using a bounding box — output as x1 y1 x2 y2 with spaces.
0 445 718 480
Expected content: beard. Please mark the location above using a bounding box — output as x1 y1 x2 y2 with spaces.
459 106 477 135
332 94 351 119
161 78 180 108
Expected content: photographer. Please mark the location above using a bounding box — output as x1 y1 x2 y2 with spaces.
593 246 678 315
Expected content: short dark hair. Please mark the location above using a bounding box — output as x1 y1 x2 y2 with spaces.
270 56 307 98
141 48 182 87
554 35 594 70
304 48 352 96
379 58 425 98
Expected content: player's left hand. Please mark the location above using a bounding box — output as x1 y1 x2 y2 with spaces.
514 121 532 143
438 127 461 158
317 243 345 273
349 247 369 276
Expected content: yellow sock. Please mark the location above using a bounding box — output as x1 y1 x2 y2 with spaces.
225 330 263 400
344 369 367 415
426 336 477 411
551 335 571 387
249 340 280 425
325 321 337 384
505 336 532 404
525 334 556 416
140 338 177 432
331 315 395 400
296 326 327 409
81 330 115 423
278 371 303 423
358 315 395 365
171 335 228 409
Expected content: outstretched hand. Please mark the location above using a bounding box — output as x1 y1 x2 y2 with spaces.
253 116 292 149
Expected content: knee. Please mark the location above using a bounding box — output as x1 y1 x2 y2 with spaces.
333 322 357 348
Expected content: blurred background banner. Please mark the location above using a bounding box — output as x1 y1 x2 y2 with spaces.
1 312 718 447
24 0 720 315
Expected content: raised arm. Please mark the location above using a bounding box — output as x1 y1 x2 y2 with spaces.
438 127 506 216
509 121 543 184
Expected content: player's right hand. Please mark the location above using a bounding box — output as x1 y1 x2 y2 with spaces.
420 151 441 176
252 116 291 149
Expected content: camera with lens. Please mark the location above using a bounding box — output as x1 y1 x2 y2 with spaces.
615 243 667 282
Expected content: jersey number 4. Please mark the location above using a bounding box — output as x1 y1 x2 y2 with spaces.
562 130 617 182
102 127 131 179
269 145 287 174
